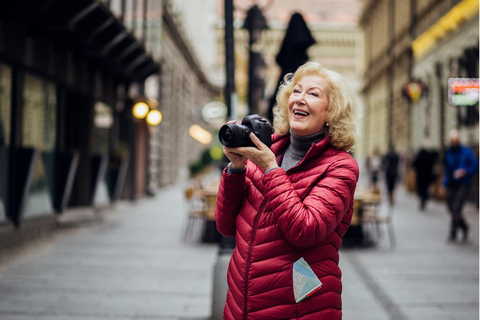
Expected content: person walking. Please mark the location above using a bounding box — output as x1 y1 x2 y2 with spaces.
441 129 478 242
383 145 400 205
413 148 436 210
367 150 382 193
215 62 360 319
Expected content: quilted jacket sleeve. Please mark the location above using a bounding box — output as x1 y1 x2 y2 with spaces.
215 168 247 237
263 157 359 247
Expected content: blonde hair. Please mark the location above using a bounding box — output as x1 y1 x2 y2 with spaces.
273 62 360 151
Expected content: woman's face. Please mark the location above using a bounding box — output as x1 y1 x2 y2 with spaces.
288 74 329 136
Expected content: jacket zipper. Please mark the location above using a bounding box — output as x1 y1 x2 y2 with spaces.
243 198 268 320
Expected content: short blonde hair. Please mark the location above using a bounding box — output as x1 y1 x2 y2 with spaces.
273 62 360 151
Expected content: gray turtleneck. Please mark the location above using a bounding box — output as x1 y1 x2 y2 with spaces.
280 130 325 172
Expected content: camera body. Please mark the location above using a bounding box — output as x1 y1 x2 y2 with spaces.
219 114 272 148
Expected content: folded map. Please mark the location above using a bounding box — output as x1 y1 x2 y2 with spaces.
293 257 323 303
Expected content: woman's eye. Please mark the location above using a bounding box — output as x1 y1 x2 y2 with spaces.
309 92 318 97
293 88 301 93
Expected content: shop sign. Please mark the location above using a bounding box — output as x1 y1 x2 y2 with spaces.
403 81 425 103
412 0 479 59
448 78 479 106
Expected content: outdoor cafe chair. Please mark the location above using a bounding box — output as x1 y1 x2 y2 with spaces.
361 191 396 248
182 186 208 241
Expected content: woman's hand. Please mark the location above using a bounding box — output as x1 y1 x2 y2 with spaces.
222 147 248 170
223 132 278 172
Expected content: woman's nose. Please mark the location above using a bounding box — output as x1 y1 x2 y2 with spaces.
295 97 306 105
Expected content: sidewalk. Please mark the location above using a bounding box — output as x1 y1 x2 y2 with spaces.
0 178 477 320
340 186 479 320
0 183 219 320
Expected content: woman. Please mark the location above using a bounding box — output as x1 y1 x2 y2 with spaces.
215 62 360 319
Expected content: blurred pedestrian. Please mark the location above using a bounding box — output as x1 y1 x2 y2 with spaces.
367 150 382 193
441 129 478 242
383 145 400 205
216 62 360 319
413 148 435 210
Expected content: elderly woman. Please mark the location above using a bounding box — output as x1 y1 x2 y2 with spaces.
215 62 360 320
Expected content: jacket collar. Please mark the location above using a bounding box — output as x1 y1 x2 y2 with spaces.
271 132 332 161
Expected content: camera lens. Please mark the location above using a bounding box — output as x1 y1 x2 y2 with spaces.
219 124 246 147
224 128 233 143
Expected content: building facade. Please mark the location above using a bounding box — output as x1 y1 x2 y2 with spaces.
360 0 479 200
360 0 413 157
0 0 220 230
0 0 160 227
410 0 478 154
156 1 220 186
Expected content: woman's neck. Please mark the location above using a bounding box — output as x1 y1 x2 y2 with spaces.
280 130 325 171
288 130 325 157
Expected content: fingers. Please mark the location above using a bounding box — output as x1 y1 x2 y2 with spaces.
249 133 265 149
223 135 276 171
222 146 247 168
223 146 249 160
223 146 248 157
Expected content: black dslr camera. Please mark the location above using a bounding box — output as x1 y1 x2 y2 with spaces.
219 114 272 148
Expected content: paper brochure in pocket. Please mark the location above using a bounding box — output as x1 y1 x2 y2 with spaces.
293 257 322 303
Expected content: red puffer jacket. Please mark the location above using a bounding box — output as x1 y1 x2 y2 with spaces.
215 134 359 320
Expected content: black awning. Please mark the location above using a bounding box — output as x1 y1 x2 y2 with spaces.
0 0 159 81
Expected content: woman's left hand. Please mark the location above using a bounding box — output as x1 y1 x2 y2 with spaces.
223 133 278 172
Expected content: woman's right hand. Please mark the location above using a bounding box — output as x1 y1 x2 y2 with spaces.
222 120 247 169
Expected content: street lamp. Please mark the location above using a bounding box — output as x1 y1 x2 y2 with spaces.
132 99 162 126
146 109 162 126
132 101 149 119
243 5 268 115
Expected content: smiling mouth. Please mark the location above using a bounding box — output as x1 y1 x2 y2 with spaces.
293 110 309 117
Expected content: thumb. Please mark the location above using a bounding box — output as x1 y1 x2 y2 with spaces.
250 132 264 149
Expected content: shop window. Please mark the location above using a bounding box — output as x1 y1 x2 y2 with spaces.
0 63 11 222
123 0 134 32
109 0 124 20
21 73 56 217
92 101 113 206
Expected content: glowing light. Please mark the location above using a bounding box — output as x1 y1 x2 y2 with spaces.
132 102 149 119
146 110 163 126
189 125 212 145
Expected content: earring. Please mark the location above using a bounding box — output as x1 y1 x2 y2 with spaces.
325 122 330 127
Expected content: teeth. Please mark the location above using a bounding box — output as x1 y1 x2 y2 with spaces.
294 110 309 116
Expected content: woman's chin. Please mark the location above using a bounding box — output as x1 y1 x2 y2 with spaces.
290 128 308 136
290 121 305 132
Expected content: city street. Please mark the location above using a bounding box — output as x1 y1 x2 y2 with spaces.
0 1 478 320
0 175 478 320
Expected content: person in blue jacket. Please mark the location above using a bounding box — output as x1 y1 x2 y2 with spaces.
441 129 478 242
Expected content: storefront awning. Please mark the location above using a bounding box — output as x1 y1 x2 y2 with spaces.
1 0 159 81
